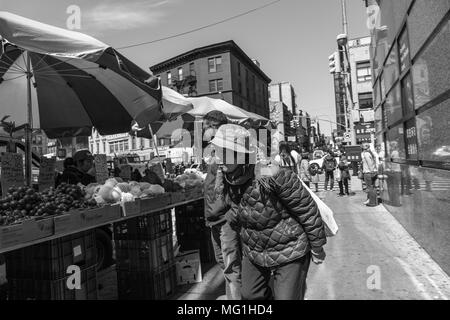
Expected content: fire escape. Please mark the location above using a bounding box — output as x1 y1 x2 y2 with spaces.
170 72 197 97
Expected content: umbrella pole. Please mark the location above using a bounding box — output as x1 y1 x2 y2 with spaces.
25 52 33 186
148 124 165 181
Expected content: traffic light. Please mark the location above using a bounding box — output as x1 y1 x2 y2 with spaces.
328 51 341 74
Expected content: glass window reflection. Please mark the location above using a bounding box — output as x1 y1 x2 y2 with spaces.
416 98 450 162
385 84 402 126
387 124 406 162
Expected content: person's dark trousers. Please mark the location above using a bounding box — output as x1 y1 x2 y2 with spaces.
324 170 334 190
241 252 311 300
338 178 349 195
364 173 378 206
211 222 242 300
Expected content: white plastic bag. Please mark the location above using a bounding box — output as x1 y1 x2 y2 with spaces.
300 180 338 237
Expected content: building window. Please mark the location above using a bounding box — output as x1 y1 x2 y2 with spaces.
103 141 106 153
131 137 136 150
90 144 93 152
398 26 411 73
96 142 99 154
356 61 372 82
237 62 241 76
358 92 373 110
167 71 172 85
208 56 222 73
124 141 129 151
401 73 414 116
178 67 183 81
209 79 223 93
189 63 195 76
109 144 114 154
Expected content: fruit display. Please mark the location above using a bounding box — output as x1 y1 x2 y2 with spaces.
0 183 98 226
84 178 170 205
174 172 204 189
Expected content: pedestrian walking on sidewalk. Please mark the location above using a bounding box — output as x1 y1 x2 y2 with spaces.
361 143 378 207
211 124 327 300
299 153 312 188
322 151 337 191
274 142 298 174
202 111 242 300
338 155 350 196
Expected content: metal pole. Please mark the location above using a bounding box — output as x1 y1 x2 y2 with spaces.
148 124 165 181
341 0 348 35
25 52 33 186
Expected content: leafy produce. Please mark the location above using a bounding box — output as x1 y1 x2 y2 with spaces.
175 172 204 189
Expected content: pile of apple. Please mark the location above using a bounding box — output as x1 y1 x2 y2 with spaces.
0 183 98 226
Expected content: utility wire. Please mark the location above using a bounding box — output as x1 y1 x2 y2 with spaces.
117 0 283 50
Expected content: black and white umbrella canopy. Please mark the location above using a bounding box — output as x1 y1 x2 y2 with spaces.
0 11 162 139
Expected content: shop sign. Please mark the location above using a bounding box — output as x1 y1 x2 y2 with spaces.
0 153 24 197
38 157 56 192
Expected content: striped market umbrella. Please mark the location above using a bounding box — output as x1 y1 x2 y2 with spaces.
0 12 161 183
0 12 162 137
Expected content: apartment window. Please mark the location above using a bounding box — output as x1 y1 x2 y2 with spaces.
209 79 223 93
208 56 222 73
124 141 129 151
356 61 372 82
167 71 172 85
96 142 99 154
140 138 145 149
189 63 195 76
103 142 106 153
109 144 114 154
178 67 183 81
131 137 136 150
358 92 373 110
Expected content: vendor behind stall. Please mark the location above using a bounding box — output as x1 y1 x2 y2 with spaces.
57 150 96 186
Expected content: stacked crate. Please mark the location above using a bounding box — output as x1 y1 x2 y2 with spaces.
113 209 177 300
5 230 98 300
175 200 215 264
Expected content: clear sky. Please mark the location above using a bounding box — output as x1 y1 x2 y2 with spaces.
0 0 370 135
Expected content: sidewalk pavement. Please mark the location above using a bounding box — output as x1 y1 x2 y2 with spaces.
173 190 450 300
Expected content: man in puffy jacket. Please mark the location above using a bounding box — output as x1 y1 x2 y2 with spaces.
322 151 337 191
211 124 327 300
202 111 242 300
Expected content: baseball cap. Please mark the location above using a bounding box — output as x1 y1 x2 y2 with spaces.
73 150 94 163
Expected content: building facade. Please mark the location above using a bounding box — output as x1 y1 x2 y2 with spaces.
366 0 450 274
150 40 271 119
348 36 375 145
269 82 298 115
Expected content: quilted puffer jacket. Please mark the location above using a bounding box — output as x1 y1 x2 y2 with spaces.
204 162 228 227
225 167 326 267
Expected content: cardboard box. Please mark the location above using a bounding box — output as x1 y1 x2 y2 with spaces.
0 217 54 250
140 194 171 213
175 250 202 285
121 198 141 217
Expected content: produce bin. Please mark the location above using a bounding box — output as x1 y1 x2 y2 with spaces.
121 199 141 217
115 233 174 272
7 265 97 300
113 210 172 241
140 194 171 213
5 230 97 280
0 217 54 250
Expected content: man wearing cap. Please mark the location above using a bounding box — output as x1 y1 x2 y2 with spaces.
58 150 96 186
202 111 242 300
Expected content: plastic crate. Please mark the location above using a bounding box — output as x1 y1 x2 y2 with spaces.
175 215 208 238
115 233 174 272
113 210 172 241
117 263 177 300
5 230 97 280
175 200 204 218
178 230 215 264
7 265 97 300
